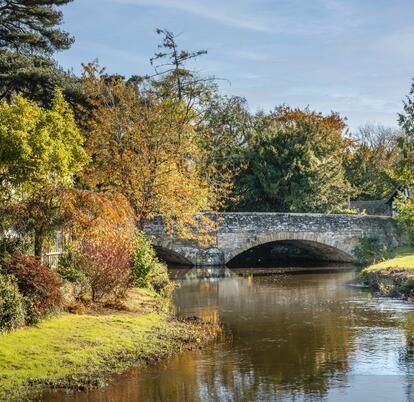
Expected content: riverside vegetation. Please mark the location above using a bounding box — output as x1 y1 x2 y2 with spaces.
360 245 414 299
357 185 414 297
0 288 220 402
0 233 220 402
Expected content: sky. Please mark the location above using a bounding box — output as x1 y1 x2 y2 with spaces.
56 0 414 132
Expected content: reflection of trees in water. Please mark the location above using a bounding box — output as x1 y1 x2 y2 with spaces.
174 275 352 400
398 312 414 401
170 272 409 401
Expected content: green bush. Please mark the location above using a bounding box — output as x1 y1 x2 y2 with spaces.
150 262 174 297
0 273 25 332
395 194 414 245
131 232 158 288
353 237 388 266
399 279 414 297
0 236 30 267
57 245 86 284
131 232 173 296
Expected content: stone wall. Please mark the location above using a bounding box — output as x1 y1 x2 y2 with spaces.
349 200 391 216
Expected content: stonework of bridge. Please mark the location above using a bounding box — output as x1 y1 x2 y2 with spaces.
145 213 406 266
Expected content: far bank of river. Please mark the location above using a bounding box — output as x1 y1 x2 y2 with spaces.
361 246 414 300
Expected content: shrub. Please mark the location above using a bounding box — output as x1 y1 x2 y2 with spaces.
131 232 174 296
330 208 365 215
0 236 30 267
0 273 25 332
57 245 86 284
79 233 133 302
395 194 414 245
398 279 414 297
353 237 388 266
150 262 174 297
4 253 63 324
131 232 158 288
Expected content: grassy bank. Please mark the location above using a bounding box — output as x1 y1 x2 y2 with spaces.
360 245 414 298
0 289 219 402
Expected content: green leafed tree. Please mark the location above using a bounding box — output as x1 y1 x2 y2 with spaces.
0 0 83 106
230 107 353 213
397 79 414 184
0 89 89 255
199 94 252 208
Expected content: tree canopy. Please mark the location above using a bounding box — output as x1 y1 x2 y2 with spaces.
230 107 353 212
80 63 214 239
0 89 88 201
345 125 400 200
0 89 88 255
0 0 74 54
397 79 414 185
0 0 82 107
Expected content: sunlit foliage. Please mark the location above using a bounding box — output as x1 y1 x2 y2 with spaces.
80 63 215 241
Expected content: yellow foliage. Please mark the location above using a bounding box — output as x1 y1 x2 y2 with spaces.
80 63 217 244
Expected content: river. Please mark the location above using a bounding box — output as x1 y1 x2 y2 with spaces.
42 266 414 402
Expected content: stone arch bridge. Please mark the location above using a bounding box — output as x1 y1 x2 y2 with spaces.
145 213 406 266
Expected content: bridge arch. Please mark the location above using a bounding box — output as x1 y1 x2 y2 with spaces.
153 245 195 266
224 231 354 265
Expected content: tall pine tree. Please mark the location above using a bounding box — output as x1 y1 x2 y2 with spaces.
0 0 82 106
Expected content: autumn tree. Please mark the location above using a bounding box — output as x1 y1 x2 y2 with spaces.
230 107 353 212
0 90 88 256
80 63 214 239
0 0 83 106
147 29 240 209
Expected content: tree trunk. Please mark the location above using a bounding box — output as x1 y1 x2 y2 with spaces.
34 232 44 259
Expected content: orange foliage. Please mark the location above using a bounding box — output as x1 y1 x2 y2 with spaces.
61 189 135 242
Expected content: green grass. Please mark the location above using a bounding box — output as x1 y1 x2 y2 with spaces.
0 290 215 402
361 245 414 298
363 245 414 272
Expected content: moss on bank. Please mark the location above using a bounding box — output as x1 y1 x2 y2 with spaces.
360 245 414 298
0 289 219 402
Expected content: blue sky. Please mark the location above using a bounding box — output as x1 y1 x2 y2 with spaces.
56 0 414 131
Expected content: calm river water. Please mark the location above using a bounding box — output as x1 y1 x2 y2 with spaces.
43 267 414 402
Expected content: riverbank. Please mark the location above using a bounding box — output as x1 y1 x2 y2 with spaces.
360 245 414 299
0 289 219 402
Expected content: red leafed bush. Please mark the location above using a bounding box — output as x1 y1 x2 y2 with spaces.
4 253 63 324
79 232 133 302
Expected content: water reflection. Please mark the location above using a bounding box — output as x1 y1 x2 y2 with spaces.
42 268 414 402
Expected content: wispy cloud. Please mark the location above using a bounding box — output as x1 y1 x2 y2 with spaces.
59 0 414 130
110 0 278 33
376 28 414 62
109 0 351 36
